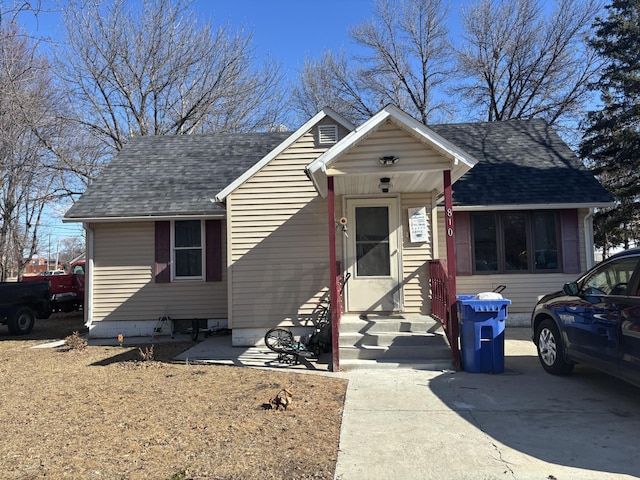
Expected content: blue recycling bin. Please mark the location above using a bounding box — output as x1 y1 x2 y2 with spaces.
457 295 511 373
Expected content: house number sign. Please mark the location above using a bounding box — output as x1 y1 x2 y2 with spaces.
446 207 454 237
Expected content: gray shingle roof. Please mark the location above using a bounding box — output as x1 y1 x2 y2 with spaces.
66 118 612 221
65 132 290 219
429 119 613 206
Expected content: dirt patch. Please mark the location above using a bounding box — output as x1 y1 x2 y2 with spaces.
0 314 347 479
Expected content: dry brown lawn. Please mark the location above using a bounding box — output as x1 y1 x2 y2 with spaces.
0 313 347 480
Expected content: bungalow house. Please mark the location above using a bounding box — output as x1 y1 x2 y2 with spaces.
64 105 612 364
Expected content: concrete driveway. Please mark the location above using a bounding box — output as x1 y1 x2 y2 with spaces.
333 328 640 480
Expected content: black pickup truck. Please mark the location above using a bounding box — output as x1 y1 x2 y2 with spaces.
0 281 52 335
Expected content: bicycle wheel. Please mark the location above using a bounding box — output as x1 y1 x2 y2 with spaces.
264 327 294 353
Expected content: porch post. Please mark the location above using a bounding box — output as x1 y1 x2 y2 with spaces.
443 170 456 283
444 169 461 370
328 176 340 372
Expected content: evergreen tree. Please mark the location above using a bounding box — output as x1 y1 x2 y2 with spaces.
580 0 640 254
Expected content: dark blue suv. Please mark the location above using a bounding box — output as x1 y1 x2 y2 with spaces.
531 248 640 386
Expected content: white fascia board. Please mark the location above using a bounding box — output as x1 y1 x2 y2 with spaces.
213 107 354 204
436 202 616 211
63 213 227 223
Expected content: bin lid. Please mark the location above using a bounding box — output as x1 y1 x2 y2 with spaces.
456 295 511 311
475 291 503 299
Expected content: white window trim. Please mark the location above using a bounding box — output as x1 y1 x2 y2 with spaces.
171 219 205 281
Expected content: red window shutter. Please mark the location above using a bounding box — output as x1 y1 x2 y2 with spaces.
154 221 171 283
205 219 222 282
560 210 580 274
454 211 472 276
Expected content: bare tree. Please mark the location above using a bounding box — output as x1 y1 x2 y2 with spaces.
58 236 85 266
455 0 603 133
0 1 42 25
0 22 65 280
291 0 453 125
56 0 287 154
291 50 378 125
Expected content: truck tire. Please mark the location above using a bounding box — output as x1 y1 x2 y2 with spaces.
8 307 35 335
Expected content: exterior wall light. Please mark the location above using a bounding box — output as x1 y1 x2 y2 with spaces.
379 155 399 165
379 177 392 193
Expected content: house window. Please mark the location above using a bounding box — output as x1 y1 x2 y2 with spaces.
471 211 560 274
174 220 203 278
155 220 222 283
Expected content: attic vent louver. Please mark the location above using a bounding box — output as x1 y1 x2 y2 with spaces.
318 124 338 144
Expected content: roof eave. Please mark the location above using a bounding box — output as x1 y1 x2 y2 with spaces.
63 212 227 223
440 202 616 211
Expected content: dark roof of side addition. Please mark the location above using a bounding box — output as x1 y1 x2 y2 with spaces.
429 119 613 206
65 132 290 220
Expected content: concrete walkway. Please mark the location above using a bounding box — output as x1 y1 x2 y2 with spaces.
173 328 640 480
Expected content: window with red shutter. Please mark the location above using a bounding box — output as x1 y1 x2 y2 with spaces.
154 220 222 283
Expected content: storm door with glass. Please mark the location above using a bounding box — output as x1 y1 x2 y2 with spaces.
345 198 400 312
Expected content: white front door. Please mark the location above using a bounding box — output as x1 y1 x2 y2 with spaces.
345 197 401 312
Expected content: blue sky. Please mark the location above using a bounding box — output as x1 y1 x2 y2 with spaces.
24 1 468 79
200 0 374 70
198 0 465 79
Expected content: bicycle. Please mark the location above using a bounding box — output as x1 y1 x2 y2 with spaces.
264 273 350 364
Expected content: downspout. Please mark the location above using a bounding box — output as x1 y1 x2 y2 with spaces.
328 176 340 372
84 223 94 330
584 208 595 269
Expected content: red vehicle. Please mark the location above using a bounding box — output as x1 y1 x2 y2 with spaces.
21 261 85 312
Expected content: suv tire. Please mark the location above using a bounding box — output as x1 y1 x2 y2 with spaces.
535 319 574 375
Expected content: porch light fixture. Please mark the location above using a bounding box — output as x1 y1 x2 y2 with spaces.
378 177 392 193
379 155 399 166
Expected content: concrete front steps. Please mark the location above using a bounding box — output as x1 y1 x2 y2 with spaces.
338 314 454 371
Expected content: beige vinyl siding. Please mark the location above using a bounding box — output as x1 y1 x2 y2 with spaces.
400 192 437 313
227 119 350 329
436 208 590 313
90 221 227 323
328 122 450 175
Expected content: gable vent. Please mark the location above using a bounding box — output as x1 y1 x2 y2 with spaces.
318 124 338 144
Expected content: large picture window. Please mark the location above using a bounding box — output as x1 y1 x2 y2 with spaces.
471 211 561 274
174 220 203 278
